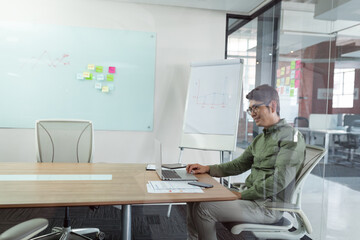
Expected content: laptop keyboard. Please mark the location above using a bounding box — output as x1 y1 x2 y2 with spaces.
162 170 181 179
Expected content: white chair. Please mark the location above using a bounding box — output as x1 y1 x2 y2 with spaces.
0 218 48 240
34 120 105 240
226 145 326 239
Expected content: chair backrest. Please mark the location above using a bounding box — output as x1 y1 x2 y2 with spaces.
36 120 93 163
294 116 309 128
291 145 326 204
344 114 360 127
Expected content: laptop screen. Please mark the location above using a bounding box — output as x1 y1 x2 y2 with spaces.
153 139 163 178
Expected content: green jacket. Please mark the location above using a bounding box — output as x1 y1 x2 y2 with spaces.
209 119 305 202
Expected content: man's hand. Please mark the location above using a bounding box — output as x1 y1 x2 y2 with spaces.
186 164 210 174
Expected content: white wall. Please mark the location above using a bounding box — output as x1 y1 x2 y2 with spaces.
0 0 226 164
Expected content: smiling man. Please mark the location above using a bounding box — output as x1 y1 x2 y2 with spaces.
186 84 306 240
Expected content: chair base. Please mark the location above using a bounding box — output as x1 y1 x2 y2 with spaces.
30 226 105 240
226 217 307 240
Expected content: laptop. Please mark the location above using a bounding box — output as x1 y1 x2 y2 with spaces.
153 139 197 181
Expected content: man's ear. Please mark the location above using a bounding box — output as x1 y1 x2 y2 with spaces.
269 100 277 113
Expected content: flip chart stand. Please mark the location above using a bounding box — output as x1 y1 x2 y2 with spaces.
177 147 233 187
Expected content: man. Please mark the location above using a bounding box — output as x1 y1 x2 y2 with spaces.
186 84 306 240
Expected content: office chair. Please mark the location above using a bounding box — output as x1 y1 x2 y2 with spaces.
335 119 360 164
0 218 48 240
225 145 326 239
293 116 309 128
34 120 105 240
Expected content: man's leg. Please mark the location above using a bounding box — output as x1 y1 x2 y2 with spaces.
189 200 282 240
187 202 199 240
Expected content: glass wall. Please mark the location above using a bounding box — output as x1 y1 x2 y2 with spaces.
227 0 360 239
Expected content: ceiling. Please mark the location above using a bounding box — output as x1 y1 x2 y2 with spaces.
114 0 273 15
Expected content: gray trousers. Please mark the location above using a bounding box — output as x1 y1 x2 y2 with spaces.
187 199 283 240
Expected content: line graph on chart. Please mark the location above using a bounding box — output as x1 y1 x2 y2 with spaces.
20 50 70 69
192 76 233 109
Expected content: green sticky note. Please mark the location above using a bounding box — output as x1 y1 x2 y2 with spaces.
107 74 114 81
290 88 295 97
290 79 295 88
290 61 295 69
96 66 103 73
85 73 93 80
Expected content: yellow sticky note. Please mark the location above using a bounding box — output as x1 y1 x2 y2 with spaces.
102 86 109 93
88 64 95 70
83 72 90 78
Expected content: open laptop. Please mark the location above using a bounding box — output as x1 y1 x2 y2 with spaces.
153 139 197 181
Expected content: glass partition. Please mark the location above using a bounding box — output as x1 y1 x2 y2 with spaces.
227 0 360 239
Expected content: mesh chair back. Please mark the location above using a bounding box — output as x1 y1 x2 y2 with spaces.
36 120 93 163
291 145 326 203
294 117 309 128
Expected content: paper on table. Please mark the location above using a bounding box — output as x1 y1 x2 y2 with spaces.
147 181 203 193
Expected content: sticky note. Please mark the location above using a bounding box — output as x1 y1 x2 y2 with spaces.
290 61 295 69
276 79 280 87
96 66 103 73
290 88 295 97
95 83 102 89
281 78 285 85
83 72 90 78
108 84 115 90
286 66 290 75
296 60 301 69
77 73 84 80
290 79 295 88
285 86 290 95
295 70 301 79
102 86 109 93
88 64 95 70
276 69 280 78
97 74 105 81
280 67 285 76
290 70 295 79
295 79 300 88
107 74 114 81
285 77 290 85
109 66 116 74
85 73 93 80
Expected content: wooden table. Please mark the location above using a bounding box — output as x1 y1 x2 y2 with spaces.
0 163 237 239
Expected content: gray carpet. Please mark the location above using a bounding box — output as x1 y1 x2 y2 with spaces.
0 205 252 240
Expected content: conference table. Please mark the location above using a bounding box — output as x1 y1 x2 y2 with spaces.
0 162 237 240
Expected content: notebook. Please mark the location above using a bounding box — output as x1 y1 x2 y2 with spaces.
153 139 197 181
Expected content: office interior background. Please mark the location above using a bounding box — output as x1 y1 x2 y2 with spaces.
0 0 359 239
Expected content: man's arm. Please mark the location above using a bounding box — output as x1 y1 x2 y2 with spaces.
186 164 209 174
241 135 305 200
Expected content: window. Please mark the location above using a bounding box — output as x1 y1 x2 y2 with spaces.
332 68 355 108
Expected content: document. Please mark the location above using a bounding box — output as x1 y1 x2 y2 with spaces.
147 181 203 193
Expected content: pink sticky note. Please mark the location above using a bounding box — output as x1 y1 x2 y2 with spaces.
286 66 291 75
295 70 301 79
109 67 116 73
296 60 301 69
295 79 300 88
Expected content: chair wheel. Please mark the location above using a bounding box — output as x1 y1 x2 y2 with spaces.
97 231 105 240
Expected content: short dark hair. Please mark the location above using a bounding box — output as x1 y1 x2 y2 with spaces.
246 84 280 116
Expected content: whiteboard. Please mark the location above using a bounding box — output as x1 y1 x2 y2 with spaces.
0 22 156 131
180 59 243 151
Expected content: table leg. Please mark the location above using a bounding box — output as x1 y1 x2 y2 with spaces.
122 204 131 240
324 133 329 164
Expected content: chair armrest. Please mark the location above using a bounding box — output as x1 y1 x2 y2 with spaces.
0 218 48 240
264 202 300 212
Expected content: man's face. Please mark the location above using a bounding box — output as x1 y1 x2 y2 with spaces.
248 100 274 128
